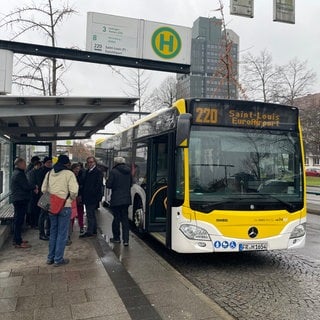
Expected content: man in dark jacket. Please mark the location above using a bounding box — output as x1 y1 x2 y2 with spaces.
80 156 103 238
26 155 40 174
10 158 37 248
106 157 132 246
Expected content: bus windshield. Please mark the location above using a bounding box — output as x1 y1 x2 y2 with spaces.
188 126 303 213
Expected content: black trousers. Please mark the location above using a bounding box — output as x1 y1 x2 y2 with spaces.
111 205 129 243
13 200 29 245
85 203 98 235
38 209 50 236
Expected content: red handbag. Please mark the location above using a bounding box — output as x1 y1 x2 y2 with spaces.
49 194 68 214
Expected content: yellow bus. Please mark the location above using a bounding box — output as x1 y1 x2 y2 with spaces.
97 98 306 253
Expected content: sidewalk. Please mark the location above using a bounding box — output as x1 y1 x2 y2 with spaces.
0 208 234 320
0 224 131 320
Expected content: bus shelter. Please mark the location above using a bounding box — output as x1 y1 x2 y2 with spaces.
0 96 136 204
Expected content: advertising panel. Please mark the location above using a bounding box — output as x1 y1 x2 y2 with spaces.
273 0 295 24
86 13 140 57
0 50 13 94
230 0 254 18
86 12 191 65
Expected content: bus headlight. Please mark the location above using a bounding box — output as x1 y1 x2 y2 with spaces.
289 223 306 239
179 224 211 241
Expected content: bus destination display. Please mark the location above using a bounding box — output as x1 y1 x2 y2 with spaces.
190 100 298 131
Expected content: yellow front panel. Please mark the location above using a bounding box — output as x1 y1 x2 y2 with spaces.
181 207 305 239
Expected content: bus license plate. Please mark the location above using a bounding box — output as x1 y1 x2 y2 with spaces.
239 242 268 251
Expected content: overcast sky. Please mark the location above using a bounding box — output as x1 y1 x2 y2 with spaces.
1 0 320 97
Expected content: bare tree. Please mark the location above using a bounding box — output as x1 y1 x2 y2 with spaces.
0 0 76 95
241 51 317 105
240 49 279 102
122 69 152 117
211 0 242 99
277 58 316 106
295 95 320 155
150 76 177 109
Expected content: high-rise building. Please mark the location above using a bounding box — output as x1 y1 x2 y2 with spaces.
177 17 239 99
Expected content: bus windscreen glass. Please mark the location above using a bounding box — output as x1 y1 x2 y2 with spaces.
188 126 303 213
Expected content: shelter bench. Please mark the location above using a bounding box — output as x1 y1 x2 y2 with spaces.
0 203 14 225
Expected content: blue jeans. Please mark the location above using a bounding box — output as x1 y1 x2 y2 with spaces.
48 207 71 263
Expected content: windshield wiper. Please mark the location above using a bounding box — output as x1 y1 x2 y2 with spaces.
257 194 295 212
194 197 245 210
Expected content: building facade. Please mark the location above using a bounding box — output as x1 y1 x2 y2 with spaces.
177 17 239 99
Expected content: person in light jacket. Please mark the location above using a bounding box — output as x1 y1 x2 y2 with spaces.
42 155 78 267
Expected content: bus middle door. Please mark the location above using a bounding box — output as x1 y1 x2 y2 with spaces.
148 135 169 233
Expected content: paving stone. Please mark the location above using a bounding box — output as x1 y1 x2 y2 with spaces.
68 276 113 291
79 267 108 279
52 289 87 307
85 314 131 320
0 276 23 288
71 298 126 320
34 305 73 320
85 286 119 302
36 281 68 294
0 271 10 278
22 273 51 286
1 284 35 298
51 270 81 282
16 294 52 311
11 266 39 276
0 297 17 312
0 310 33 320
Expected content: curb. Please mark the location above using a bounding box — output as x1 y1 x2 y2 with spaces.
131 233 235 320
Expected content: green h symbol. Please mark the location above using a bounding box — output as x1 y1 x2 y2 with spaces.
159 33 174 52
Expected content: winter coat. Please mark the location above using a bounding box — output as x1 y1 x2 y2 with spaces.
82 167 103 205
106 164 132 207
35 166 52 190
41 163 78 208
10 168 35 203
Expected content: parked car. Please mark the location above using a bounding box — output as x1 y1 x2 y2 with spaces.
305 167 320 177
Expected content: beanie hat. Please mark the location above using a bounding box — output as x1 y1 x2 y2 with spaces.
114 157 125 164
43 156 52 164
31 156 40 163
57 155 70 165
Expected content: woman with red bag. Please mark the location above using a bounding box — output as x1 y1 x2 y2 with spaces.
41 155 78 267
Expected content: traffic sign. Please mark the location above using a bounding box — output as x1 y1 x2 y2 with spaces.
151 27 182 59
86 13 191 65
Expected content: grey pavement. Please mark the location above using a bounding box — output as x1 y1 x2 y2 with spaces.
0 207 233 320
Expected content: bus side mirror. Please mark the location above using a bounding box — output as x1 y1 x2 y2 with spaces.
176 113 192 148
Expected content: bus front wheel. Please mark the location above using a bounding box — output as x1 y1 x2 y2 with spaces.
133 196 144 231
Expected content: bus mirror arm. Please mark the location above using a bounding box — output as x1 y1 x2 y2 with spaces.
176 113 192 148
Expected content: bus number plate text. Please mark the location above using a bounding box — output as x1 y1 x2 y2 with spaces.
239 242 268 251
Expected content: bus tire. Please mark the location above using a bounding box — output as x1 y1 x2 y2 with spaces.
133 196 144 232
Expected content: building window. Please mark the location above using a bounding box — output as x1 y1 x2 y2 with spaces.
314 157 320 165
305 158 309 165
